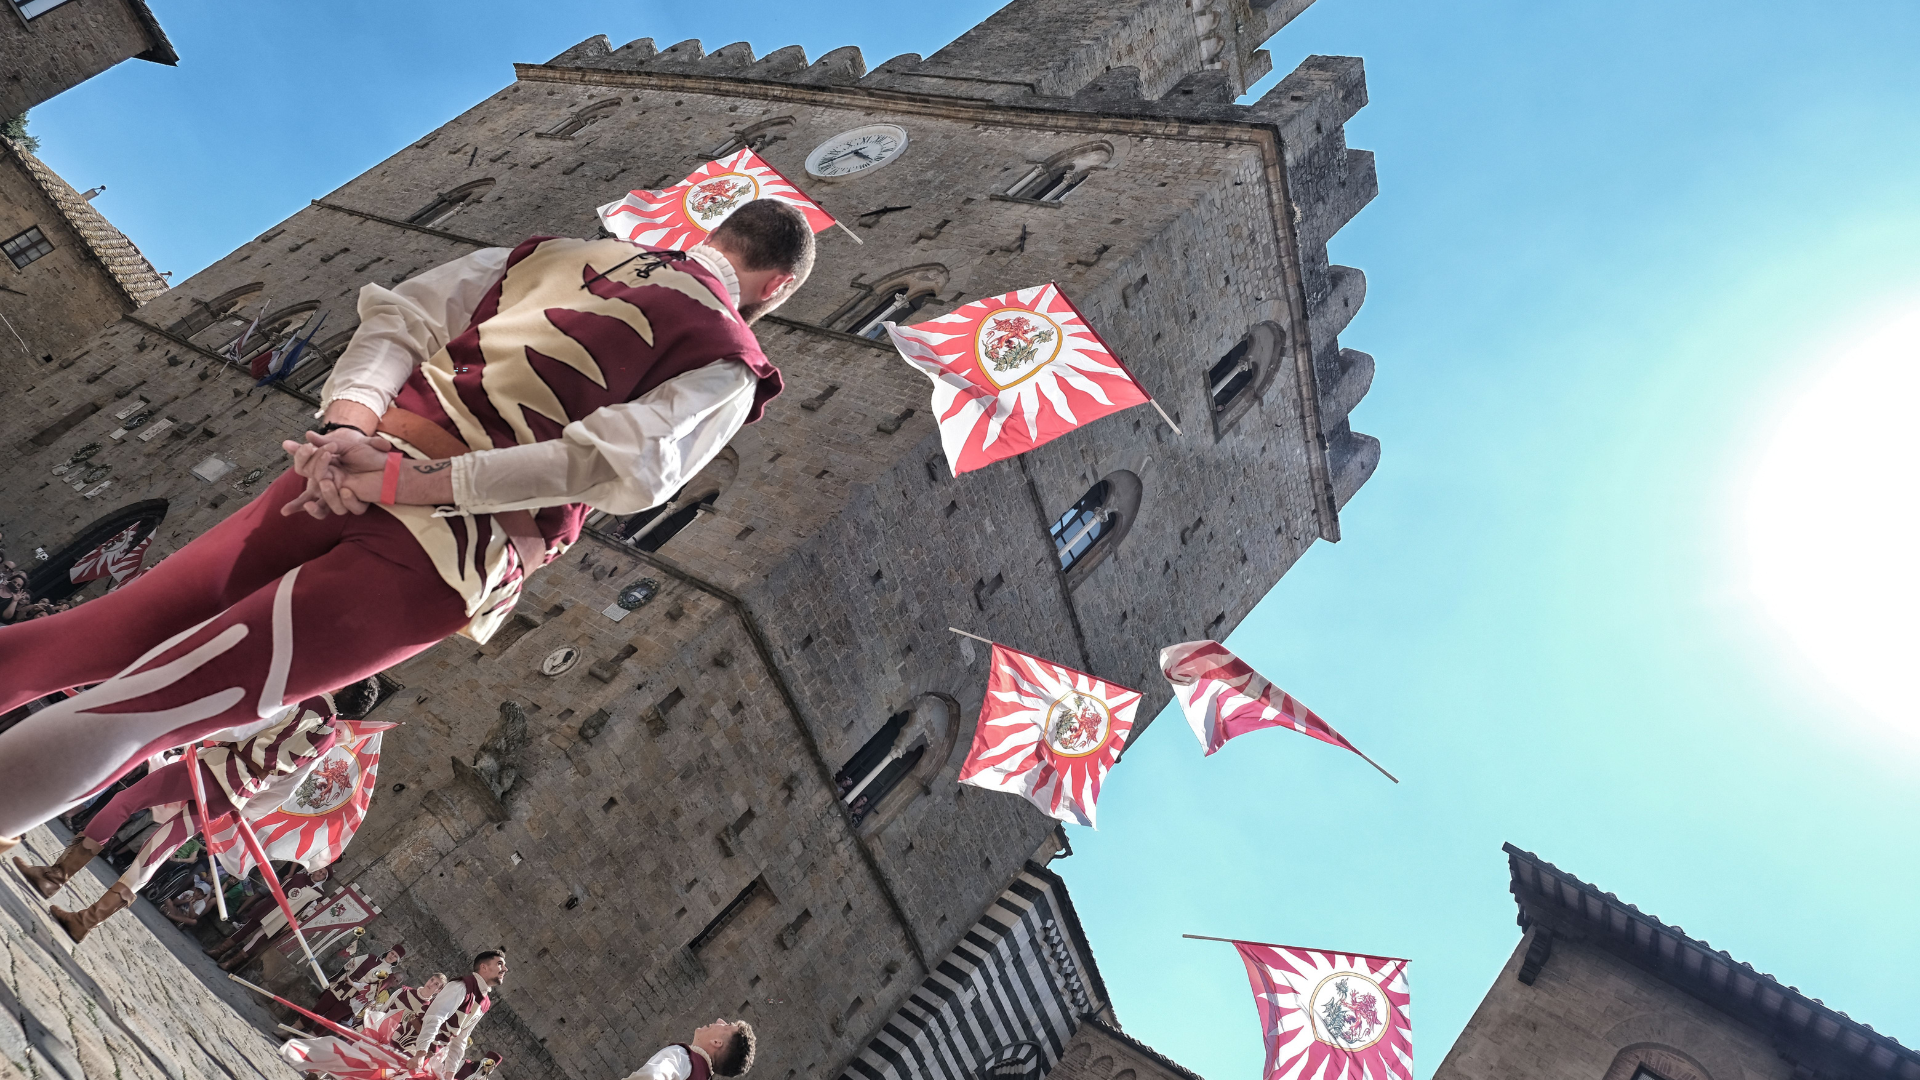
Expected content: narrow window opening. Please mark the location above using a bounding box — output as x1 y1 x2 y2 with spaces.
1050 480 1114 572
689 875 772 952
1209 338 1257 413
407 178 495 228
834 711 928 827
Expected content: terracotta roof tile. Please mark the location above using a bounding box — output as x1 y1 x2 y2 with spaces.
4 137 169 306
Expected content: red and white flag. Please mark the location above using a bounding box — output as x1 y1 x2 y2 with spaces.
68 524 152 584
958 643 1142 827
211 721 390 876
274 883 379 958
1234 941 1412 1080
1159 640 1373 763
596 148 837 249
885 284 1151 474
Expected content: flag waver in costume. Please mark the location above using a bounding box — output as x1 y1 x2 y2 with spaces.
1234 941 1412 1080
884 284 1151 474
598 148 837 249
958 643 1141 827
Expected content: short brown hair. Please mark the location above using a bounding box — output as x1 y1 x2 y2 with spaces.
714 1021 756 1077
709 200 815 286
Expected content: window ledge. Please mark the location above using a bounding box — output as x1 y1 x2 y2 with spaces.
989 193 1067 209
533 132 576 141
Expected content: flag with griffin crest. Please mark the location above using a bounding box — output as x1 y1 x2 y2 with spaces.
209 721 390 876
1234 940 1413 1080
596 147 837 250
958 643 1141 827
884 284 1152 474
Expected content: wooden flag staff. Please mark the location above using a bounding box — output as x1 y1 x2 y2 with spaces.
182 745 230 922
1182 933 1410 965
229 812 328 986
229 974 412 1068
948 627 995 646
832 220 865 245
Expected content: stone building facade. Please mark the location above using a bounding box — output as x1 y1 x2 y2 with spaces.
0 135 168 384
1436 846 1920 1080
0 0 173 121
0 2 1379 1078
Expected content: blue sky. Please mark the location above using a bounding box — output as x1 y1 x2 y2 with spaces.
29 2 1920 1077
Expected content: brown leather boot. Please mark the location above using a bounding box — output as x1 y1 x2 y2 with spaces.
12 834 103 899
50 881 134 943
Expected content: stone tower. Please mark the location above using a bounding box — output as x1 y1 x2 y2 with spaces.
0 2 1379 1078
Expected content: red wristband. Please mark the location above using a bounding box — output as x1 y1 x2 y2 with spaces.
379 452 402 506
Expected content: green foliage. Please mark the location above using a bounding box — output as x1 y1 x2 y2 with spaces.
1 112 39 153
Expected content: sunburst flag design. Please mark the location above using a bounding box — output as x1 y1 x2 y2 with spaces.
67 524 152 585
596 148 837 250
1233 940 1412 1080
279 1032 418 1080
958 643 1142 827
1160 640 1363 760
211 720 390 876
885 283 1152 474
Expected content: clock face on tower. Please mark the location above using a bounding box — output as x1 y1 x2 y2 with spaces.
805 124 910 178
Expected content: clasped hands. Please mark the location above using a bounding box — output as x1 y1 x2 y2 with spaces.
279 403 456 519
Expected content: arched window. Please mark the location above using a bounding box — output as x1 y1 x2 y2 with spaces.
172 282 264 340
1207 320 1284 436
1005 143 1113 203
288 329 356 392
228 304 320 365
406 178 495 228
711 116 795 158
542 98 621 138
587 448 737 551
977 1043 1044 1080
830 265 949 340
1047 471 1143 586
834 694 958 831
846 289 934 339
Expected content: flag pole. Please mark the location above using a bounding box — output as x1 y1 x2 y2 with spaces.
832 220 866 246
1181 934 1410 965
230 813 328 987
1146 398 1182 435
947 627 995 646
1347 745 1399 785
182 746 230 921
228 974 410 1065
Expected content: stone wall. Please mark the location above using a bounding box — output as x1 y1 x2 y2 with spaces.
1051 1020 1204 1080
1435 928 1798 1080
0 0 172 120
0 154 139 382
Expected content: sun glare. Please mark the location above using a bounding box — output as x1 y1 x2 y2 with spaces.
1747 306 1920 729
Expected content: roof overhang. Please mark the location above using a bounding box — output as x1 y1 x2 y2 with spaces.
1504 844 1920 1080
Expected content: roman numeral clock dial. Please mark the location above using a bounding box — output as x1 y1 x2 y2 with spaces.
805 124 910 178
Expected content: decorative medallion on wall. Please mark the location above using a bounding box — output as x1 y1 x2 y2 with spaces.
540 646 581 677
602 577 660 623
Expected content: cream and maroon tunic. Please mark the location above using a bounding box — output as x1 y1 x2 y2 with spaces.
321 239 782 641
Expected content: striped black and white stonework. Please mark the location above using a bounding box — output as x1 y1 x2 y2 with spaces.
841 864 1108 1080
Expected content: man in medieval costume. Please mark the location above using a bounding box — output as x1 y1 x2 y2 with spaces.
362 971 447 1044
207 866 333 967
315 942 407 1027
0 201 811 853
9 684 365 941
286 949 509 1080
623 1019 757 1080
